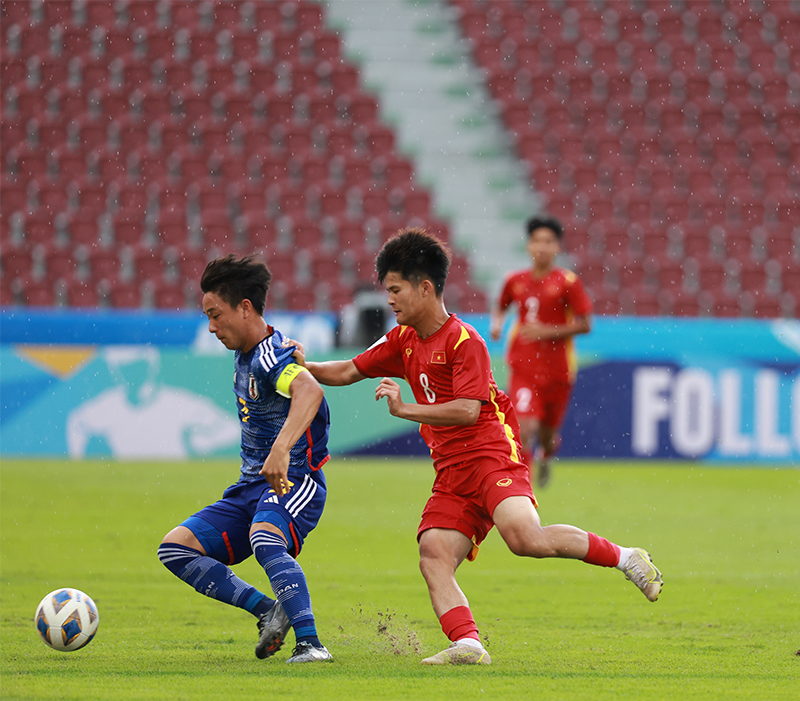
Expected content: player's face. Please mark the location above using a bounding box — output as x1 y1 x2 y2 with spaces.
384 271 426 327
203 291 247 351
527 227 561 269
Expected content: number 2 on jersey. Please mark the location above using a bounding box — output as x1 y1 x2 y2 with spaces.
525 296 540 323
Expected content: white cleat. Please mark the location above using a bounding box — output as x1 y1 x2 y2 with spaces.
622 548 663 602
420 642 491 665
286 641 333 663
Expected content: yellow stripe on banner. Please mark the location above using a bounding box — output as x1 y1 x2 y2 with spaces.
275 363 309 398
17 346 96 379
489 386 520 463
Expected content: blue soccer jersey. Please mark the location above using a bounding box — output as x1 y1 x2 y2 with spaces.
233 327 330 483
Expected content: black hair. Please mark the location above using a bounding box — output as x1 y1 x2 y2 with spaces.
375 227 451 296
526 216 564 240
200 254 272 316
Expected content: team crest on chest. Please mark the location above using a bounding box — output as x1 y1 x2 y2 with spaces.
431 351 446 364
248 374 259 400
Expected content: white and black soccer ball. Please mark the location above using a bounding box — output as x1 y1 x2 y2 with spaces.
35 588 99 651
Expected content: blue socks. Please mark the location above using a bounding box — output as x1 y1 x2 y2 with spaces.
157 543 272 618
250 529 321 647
158 533 321 647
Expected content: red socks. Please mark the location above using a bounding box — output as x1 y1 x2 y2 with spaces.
439 606 480 643
582 532 621 568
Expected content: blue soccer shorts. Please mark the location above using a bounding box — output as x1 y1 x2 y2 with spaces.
180 473 326 565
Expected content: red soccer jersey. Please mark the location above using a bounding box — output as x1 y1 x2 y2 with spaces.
498 267 593 382
352 314 523 471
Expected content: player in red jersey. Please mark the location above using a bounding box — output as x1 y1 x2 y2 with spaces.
291 228 662 665
490 216 593 488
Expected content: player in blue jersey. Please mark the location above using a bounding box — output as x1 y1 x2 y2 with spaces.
158 254 333 664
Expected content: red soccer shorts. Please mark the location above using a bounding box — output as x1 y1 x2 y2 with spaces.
508 371 573 428
418 456 537 561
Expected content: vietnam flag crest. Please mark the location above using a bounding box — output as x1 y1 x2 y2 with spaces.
431 350 446 364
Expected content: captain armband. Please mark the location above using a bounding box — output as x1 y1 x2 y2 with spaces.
275 363 310 398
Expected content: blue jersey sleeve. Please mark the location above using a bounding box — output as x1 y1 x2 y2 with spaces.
251 336 296 394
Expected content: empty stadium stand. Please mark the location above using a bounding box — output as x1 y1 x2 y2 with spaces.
3 0 799 319
451 0 799 318
1 0 476 311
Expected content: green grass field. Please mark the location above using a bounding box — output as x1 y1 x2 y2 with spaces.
1 458 798 700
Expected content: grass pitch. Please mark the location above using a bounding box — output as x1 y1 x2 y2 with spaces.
1 457 798 700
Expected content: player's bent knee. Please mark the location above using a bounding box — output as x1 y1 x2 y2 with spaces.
418 551 449 581
250 521 288 544
160 526 205 554
503 528 556 558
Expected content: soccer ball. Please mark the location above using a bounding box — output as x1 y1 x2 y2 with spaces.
35 588 99 651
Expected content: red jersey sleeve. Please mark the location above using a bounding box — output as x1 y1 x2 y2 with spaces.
451 334 493 403
352 328 406 378
497 273 516 312
564 270 593 317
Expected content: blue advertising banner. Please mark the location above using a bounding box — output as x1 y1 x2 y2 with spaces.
562 317 800 463
1 310 798 464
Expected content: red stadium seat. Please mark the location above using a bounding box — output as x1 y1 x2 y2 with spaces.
130 247 166 280
87 247 121 281
152 279 188 309
738 259 768 295
187 180 229 214
35 178 74 219
234 212 277 248
150 209 188 248
22 210 58 246
312 185 348 220
7 146 48 180
22 280 56 307
751 295 784 319
109 282 143 308
361 187 392 219
63 278 101 308
654 258 685 292
663 289 703 317
780 260 800 297
63 209 101 246
109 181 149 212
617 255 650 290
200 209 237 250
42 246 79 282
695 257 727 292
710 291 742 317
0 276 17 306
1 249 34 281
618 286 661 316
0 187 28 236
172 250 210 283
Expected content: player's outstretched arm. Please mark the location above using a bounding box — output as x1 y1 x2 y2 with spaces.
261 370 324 496
284 337 366 386
306 359 365 386
489 307 507 341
